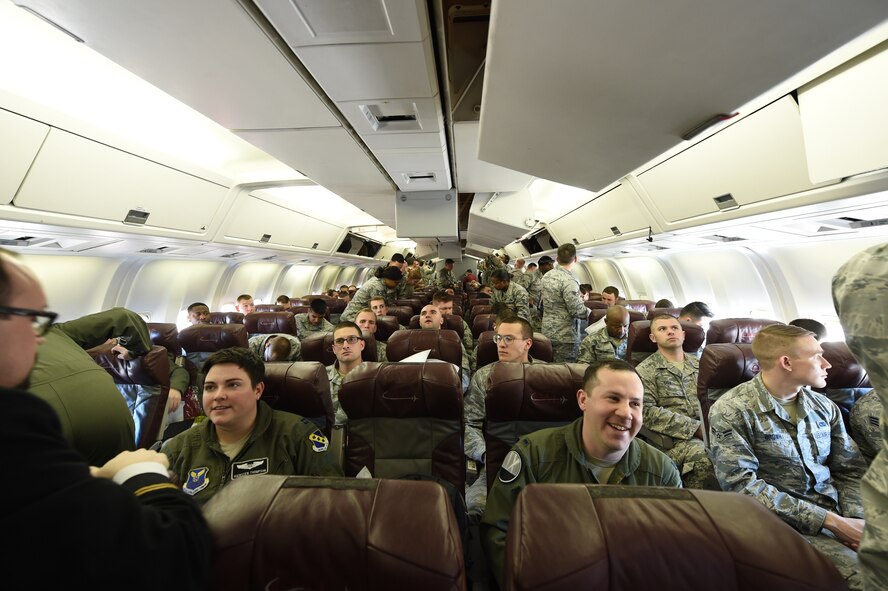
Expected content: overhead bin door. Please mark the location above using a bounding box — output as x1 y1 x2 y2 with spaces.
546 183 653 246
14 128 227 233
223 194 342 252
0 108 49 205
635 96 834 224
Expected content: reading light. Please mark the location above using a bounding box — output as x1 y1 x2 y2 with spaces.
123 209 150 225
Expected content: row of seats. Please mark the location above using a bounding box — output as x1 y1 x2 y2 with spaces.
202 474 846 590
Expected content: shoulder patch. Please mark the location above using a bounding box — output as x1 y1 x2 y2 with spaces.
498 450 523 483
183 467 210 496
309 429 329 453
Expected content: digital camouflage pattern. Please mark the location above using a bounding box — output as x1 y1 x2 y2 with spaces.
541 266 587 362
850 389 883 464
577 325 627 364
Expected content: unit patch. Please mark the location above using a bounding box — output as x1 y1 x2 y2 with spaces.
231 457 269 479
309 430 329 453
498 450 522 483
183 467 210 496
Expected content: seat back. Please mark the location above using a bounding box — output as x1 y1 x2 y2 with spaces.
262 361 334 436
474 331 554 370
204 475 466 591
584 300 609 311
91 344 171 449
504 485 846 591
648 306 682 319
697 343 760 430
178 324 250 372
374 315 401 342
388 305 414 327
207 311 245 325
472 313 497 339
147 322 180 356
327 298 347 313
299 332 378 366
706 318 783 344
814 340 874 431
339 362 465 492
253 304 285 312
244 311 297 336
625 320 706 365
484 363 585 491
409 314 465 340
470 304 493 320
385 329 463 366
397 298 424 315
621 299 656 316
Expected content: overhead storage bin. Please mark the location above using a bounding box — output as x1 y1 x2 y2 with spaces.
0 108 49 205
546 182 652 246
635 96 835 225
13 128 228 233
223 193 342 252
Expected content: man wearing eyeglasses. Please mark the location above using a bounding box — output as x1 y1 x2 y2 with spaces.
0 250 213 588
326 321 366 426
464 315 544 518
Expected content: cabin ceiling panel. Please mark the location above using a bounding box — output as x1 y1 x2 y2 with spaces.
14 128 228 235
0 108 49 206
478 0 888 193
17 0 340 130
454 122 533 194
253 0 428 47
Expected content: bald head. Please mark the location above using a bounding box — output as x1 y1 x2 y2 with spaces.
0 253 50 388
604 305 630 339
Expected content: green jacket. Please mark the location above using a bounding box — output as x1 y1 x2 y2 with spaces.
28 308 150 465
162 401 342 505
481 417 681 587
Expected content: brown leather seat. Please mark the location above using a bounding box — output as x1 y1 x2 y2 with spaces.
262 361 334 436
409 314 465 340
243 311 297 336
147 322 180 356
386 329 463 366
504 484 845 590
470 304 493 320
697 343 760 431
178 323 250 371
587 308 645 327
625 320 706 365
584 300 608 311
472 313 497 340
253 304 285 312
299 331 378 366
374 315 401 342
484 363 585 491
91 345 171 449
474 331 554 370
388 305 414 327
621 299 656 316
339 362 465 493
706 318 783 344
648 306 682 319
204 475 466 591
397 298 424 315
207 311 244 324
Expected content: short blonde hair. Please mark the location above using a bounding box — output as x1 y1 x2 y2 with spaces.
751 324 815 370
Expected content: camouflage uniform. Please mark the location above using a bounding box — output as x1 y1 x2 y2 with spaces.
514 270 543 330
577 326 627 364
483 254 505 285
325 363 348 427
341 277 393 321
459 318 474 351
375 339 388 363
247 333 302 361
851 390 883 464
435 268 457 289
386 275 414 302
636 351 718 489
541 266 588 362
293 313 334 340
490 281 531 322
709 374 867 589
833 243 888 591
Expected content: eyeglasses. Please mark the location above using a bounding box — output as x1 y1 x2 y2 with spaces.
493 334 527 345
0 305 58 336
333 335 362 346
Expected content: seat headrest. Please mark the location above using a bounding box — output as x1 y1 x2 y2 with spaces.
588 308 645 326
340 361 463 420
253 304 285 312
299 332 378 365
621 299 656 315
584 300 609 310
204 475 466 591
470 304 493 319
385 329 463 366
626 320 706 360
472 314 497 339
819 341 872 389
396 298 423 314
327 299 347 313
505 485 846 590
244 311 297 336
262 361 334 434
207 311 245 325
697 343 760 399
486 362 585 422
178 324 249 352
648 307 681 319
147 322 179 356
409 314 464 339
706 318 783 344
374 315 401 342
475 331 554 369
388 305 414 327
91 344 171 387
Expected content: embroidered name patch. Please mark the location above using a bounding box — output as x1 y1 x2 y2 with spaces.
183 467 209 496
309 430 329 453
498 450 522 483
231 457 269 479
